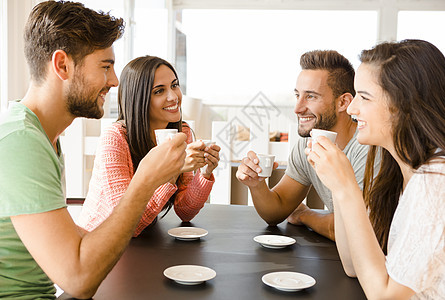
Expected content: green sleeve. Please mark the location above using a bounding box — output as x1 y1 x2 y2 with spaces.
0 129 66 217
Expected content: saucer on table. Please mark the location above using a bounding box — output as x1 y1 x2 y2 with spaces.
253 235 296 249
168 227 208 241
262 271 316 292
164 265 216 285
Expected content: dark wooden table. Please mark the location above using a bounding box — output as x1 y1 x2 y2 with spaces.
61 204 365 299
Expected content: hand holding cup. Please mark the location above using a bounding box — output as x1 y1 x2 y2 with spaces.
236 151 279 188
154 129 178 145
200 140 220 178
136 133 187 188
310 129 337 149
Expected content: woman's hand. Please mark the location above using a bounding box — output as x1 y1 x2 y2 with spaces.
181 141 207 173
201 143 221 179
179 140 221 179
305 136 357 197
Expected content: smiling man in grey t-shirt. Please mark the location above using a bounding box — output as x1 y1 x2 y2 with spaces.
236 50 372 241
286 130 368 213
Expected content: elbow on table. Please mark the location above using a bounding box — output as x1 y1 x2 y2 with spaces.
343 266 357 278
56 274 101 299
259 214 283 227
60 284 98 300
265 219 279 227
180 216 193 223
262 214 286 227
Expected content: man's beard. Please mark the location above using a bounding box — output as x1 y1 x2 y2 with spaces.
66 72 105 119
298 104 338 137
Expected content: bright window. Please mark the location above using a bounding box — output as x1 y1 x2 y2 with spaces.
134 1 169 60
397 11 445 54
181 9 378 105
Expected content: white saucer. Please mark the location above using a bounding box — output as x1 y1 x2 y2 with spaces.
164 265 216 285
262 271 316 292
253 235 296 249
168 227 208 241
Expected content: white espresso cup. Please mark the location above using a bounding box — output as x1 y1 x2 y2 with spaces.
257 154 275 177
310 129 337 148
154 129 178 145
200 140 216 173
201 140 216 147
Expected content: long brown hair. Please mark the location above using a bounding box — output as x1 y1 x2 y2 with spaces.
360 40 445 253
117 56 183 216
24 1 124 84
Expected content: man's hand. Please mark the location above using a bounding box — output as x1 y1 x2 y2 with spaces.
236 151 279 188
135 133 187 188
287 203 310 225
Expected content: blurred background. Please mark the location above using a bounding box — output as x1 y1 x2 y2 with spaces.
2 0 445 202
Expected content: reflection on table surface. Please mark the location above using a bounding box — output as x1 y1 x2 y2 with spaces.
60 204 365 300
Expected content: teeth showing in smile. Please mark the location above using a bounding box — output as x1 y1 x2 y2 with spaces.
164 104 178 111
299 117 313 122
358 121 366 127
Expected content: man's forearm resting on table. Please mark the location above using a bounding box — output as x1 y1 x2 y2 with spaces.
300 210 335 241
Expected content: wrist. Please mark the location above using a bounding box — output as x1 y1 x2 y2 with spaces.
296 207 311 225
169 177 177 185
249 179 269 193
331 182 362 203
201 171 212 179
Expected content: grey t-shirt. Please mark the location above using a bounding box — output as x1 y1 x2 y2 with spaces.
285 130 369 212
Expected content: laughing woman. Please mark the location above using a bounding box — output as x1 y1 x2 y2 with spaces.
306 40 444 299
78 56 220 236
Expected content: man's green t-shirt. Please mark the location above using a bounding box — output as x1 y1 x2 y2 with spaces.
0 102 66 299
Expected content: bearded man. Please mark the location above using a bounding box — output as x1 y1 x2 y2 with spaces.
236 50 375 241
0 1 186 298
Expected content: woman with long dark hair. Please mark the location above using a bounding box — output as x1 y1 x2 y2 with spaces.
307 40 445 299
78 56 220 236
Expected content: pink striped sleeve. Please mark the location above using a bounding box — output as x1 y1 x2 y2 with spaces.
79 123 178 236
77 123 134 231
174 170 214 222
133 182 177 236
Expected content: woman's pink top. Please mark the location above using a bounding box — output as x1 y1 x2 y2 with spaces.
77 122 214 236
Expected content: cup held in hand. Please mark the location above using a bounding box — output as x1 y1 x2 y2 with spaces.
201 140 216 147
155 129 178 145
200 140 216 173
257 154 275 177
310 129 337 149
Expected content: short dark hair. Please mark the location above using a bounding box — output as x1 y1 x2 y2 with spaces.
24 0 125 84
300 50 355 98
